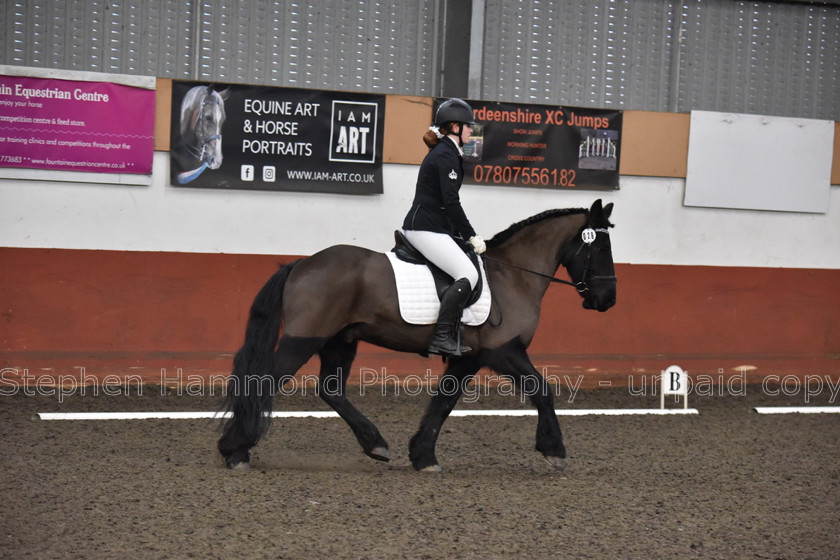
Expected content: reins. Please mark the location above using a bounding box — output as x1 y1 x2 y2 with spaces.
482 255 586 292
482 227 616 294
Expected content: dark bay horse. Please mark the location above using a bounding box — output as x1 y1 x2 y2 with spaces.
218 199 616 471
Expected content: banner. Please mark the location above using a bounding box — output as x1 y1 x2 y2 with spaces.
0 73 155 175
455 99 622 190
170 81 384 194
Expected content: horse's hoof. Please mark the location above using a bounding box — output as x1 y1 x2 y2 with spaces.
367 446 391 462
227 461 250 471
419 464 442 473
543 456 566 471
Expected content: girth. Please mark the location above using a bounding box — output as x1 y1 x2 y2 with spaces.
391 230 484 307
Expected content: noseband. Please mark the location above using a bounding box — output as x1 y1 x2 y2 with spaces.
483 227 616 293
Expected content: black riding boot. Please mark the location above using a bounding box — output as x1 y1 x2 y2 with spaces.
428 278 472 356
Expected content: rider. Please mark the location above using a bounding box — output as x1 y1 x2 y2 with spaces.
402 98 486 357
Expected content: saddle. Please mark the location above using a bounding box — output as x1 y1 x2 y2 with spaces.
391 230 484 307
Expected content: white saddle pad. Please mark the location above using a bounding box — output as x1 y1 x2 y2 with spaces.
385 251 492 326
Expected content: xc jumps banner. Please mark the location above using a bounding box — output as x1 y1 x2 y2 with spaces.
456 99 622 191
171 81 384 194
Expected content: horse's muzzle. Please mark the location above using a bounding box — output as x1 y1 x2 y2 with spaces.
582 297 615 312
582 276 616 312
205 154 223 169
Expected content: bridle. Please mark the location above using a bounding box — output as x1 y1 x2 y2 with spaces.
571 227 618 293
185 88 222 163
482 227 616 294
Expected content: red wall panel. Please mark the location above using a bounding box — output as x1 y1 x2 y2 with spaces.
2 248 837 388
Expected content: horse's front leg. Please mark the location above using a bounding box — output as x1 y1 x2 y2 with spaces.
518 366 566 469
409 358 481 472
317 337 390 462
487 341 566 469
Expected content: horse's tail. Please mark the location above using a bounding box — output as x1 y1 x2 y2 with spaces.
218 260 300 465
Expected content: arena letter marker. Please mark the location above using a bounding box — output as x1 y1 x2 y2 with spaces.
661 365 689 410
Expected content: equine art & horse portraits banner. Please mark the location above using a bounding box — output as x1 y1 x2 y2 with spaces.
455 99 622 191
170 81 384 194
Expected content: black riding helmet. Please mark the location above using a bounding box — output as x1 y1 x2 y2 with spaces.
434 98 476 146
434 98 477 127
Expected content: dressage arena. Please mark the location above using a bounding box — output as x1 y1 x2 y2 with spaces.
3 2 840 558
1 382 838 559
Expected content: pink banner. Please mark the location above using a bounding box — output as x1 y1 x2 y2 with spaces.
0 75 155 175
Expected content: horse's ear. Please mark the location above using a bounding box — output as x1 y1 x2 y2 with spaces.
603 202 614 220
590 199 603 221
219 88 230 101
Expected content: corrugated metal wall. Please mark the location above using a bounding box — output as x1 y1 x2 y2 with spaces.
1 0 838 119
0 1 196 77
675 1 840 118
481 0 679 109
480 0 839 119
189 1 437 93
0 0 437 95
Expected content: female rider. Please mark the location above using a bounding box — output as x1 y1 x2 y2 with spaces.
402 98 486 357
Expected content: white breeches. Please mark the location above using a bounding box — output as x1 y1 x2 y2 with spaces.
403 229 479 289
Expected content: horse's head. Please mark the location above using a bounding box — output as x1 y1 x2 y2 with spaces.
196 87 228 169
181 86 228 169
563 199 617 312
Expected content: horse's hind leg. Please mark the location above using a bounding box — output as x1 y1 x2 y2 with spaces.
409 358 481 472
219 334 324 469
317 337 390 462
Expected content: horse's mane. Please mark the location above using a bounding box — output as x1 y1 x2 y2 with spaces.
486 207 588 249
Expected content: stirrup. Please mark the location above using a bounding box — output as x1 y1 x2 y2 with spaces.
427 324 471 356
428 340 471 357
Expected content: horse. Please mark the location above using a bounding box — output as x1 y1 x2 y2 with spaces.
176 85 228 184
218 199 616 472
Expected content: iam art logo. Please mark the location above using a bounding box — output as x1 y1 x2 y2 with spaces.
329 100 378 163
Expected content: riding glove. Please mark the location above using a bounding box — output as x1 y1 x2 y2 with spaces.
468 235 486 254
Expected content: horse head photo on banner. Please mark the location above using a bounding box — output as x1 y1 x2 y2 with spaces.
177 85 229 184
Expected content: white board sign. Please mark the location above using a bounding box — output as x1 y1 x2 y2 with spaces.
684 111 833 214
